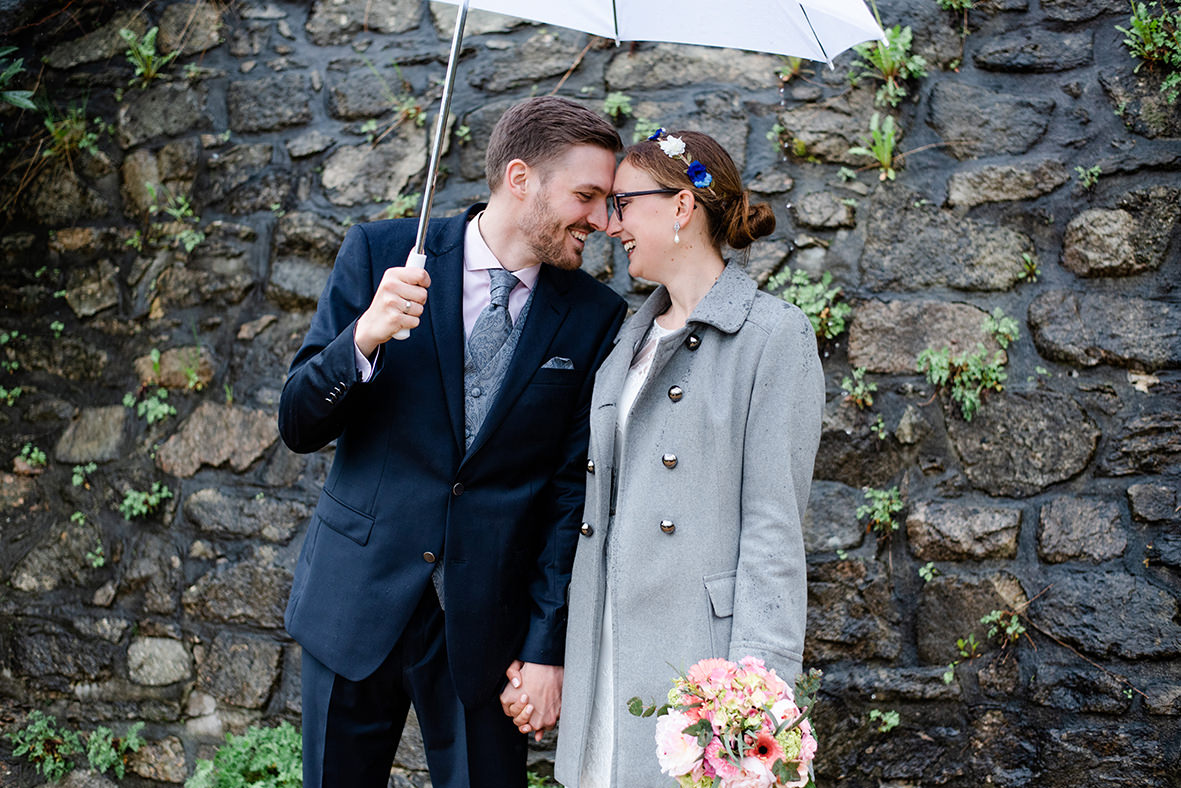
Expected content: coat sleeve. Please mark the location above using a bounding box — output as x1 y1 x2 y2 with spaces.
728 306 824 680
517 297 628 665
278 224 385 454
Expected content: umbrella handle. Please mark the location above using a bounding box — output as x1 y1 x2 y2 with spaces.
392 250 428 341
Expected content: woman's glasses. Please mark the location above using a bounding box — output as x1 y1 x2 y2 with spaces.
608 188 680 218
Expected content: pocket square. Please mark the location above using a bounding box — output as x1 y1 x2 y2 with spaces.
541 356 574 370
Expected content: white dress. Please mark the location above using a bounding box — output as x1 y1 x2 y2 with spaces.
578 319 675 788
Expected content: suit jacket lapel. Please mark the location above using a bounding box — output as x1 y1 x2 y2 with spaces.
463 266 569 461
425 206 480 454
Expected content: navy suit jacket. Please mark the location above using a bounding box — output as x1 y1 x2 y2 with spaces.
278 206 627 705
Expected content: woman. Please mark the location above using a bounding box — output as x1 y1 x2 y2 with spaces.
516 130 824 786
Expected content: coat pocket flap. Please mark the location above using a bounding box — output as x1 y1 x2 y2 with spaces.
703 570 737 618
315 491 376 547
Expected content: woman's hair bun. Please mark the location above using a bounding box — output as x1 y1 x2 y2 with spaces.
724 191 776 250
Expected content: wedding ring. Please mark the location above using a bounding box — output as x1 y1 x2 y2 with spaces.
402 298 412 313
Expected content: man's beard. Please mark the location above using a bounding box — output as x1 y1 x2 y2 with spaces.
520 194 583 271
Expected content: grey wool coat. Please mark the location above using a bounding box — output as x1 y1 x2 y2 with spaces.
555 262 825 787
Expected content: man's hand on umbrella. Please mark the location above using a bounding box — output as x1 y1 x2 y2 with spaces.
355 266 430 357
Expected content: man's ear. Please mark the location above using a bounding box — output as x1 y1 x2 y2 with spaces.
505 159 530 200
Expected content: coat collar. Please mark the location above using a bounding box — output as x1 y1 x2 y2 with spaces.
615 260 756 349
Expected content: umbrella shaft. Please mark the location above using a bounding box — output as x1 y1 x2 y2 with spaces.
414 0 470 256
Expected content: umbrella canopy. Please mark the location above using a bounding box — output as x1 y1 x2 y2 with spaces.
394 0 883 339
431 0 883 63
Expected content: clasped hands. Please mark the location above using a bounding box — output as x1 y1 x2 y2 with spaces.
499 660 563 742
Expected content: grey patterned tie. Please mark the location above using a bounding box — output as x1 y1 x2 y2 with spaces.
467 268 518 369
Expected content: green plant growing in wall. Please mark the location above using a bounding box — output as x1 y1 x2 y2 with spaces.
849 25 928 107
857 486 903 536
919 562 939 582
146 183 206 254
0 384 21 405
942 632 981 683
119 27 179 87
982 608 1027 646
916 344 1008 421
454 123 472 145
5 710 84 782
870 414 888 440
119 481 173 520
72 462 97 487
1074 164 1102 190
85 722 145 778
42 105 103 163
632 118 662 143
186 722 302 788
380 192 421 220
1117 1 1181 102
19 442 47 468
841 367 877 409
602 91 633 124
776 55 804 82
124 388 177 425
868 708 900 733
847 112 900 181
764 268 853 340
982 307 1020 349
1017 252 1040 282
0 46 35 111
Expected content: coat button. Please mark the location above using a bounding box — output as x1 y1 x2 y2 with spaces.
452 482 465 496
586 459 595 474
423 551 437 563
580 522 594 537
662 453 677 469
685 334 701 351
668 385 683 402
659 519 676 534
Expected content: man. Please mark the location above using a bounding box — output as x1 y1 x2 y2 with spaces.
278 96 626 788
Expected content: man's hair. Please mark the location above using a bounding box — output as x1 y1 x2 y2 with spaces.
485 96 622 191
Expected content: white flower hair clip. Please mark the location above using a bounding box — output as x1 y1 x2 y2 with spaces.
648 128 714 190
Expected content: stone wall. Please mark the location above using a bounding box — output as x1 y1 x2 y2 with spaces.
0 0 1178 786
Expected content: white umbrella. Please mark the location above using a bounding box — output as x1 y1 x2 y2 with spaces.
395 0 884 339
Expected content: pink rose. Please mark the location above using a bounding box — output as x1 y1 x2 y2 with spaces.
655 711 705 777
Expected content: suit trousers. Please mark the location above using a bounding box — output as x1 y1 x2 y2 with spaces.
301 586 528 788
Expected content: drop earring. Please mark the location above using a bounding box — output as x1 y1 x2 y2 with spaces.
673 222 681 244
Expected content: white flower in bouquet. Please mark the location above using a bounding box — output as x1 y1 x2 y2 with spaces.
655 710 705 777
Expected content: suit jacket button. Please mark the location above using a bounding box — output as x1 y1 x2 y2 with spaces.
659 519 676 534
580 522 594 537
586 459 595 474
668 385 684 402
423 551 437 563
685 334 701 351
662 453 677 469
452 482 465 496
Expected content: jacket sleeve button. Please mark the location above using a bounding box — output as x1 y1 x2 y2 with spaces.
662 453 677 469
667 385 684 402
586 459 596 474
580 523 594 537
659 520 676 534
423 551 437 563
452 482 465 496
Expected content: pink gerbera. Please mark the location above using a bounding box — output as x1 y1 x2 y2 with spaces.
752 730 785 766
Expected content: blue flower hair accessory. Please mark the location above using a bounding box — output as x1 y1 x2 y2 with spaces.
648 128 715 191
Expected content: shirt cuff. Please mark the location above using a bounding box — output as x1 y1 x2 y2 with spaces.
353 338 375 382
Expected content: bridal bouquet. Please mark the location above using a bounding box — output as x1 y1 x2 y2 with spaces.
629 657 820 788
